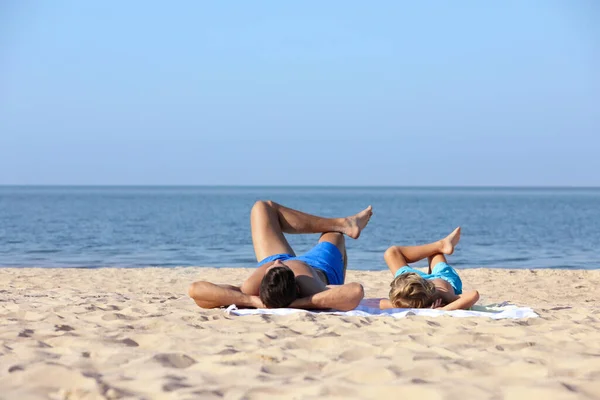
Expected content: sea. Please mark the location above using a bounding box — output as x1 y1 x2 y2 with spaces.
0 186 598 270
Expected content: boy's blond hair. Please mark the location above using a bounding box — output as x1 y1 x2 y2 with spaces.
389 272 436 308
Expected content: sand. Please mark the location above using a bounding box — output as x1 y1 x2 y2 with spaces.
1 268 600 400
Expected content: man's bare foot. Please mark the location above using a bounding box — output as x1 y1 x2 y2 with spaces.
441 227 461 255
345 206 373 239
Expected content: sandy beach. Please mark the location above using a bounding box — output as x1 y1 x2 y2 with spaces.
1 268 599 400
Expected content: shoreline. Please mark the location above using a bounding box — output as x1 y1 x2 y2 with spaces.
1 265 598 270
2 268 599 398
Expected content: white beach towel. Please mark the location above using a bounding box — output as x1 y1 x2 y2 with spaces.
226 298 538 319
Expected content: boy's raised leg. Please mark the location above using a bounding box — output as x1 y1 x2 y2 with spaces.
384 227 461 275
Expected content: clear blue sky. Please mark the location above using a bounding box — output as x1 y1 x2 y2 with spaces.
1 1 598 186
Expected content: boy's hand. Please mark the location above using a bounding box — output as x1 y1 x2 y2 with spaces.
431 298 443 309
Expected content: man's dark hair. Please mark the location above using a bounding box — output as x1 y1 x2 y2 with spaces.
259 266 297 308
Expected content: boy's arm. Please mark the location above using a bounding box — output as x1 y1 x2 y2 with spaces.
439 290 480 311
289 282 364 311
188 281 264 309
380 298 442 310
379 298 394 309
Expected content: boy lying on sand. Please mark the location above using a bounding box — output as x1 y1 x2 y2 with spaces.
380 228 480 310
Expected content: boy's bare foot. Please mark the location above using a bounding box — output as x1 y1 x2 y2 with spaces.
441 227 461 255
345 206 373 239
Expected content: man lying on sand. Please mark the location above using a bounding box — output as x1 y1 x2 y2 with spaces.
189 200 373 310
380 227 480 310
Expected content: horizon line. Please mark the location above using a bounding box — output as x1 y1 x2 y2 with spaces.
1 184 599 189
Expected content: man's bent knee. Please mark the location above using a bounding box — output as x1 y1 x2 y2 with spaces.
319 231 344 241
319 232 345 248
251 200 277 215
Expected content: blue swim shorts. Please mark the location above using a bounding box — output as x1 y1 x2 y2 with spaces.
257 242 345 285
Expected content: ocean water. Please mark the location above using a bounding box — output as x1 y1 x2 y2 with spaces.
0 186 598 270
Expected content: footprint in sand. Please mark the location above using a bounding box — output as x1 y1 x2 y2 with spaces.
338 347 375 362
162 381 192 392
102 313 136 321
342 365 399 384
18 329 34 338
8 365 24 373
152 353 197 369
118 338 139 347
54 324 75 332
190 389 224 399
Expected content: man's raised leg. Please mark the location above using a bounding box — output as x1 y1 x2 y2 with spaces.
241 201 371 295
251 200 372 262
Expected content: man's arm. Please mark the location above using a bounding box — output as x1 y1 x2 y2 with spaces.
289 282 364 311
188 281 264 309
239 265 269 295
